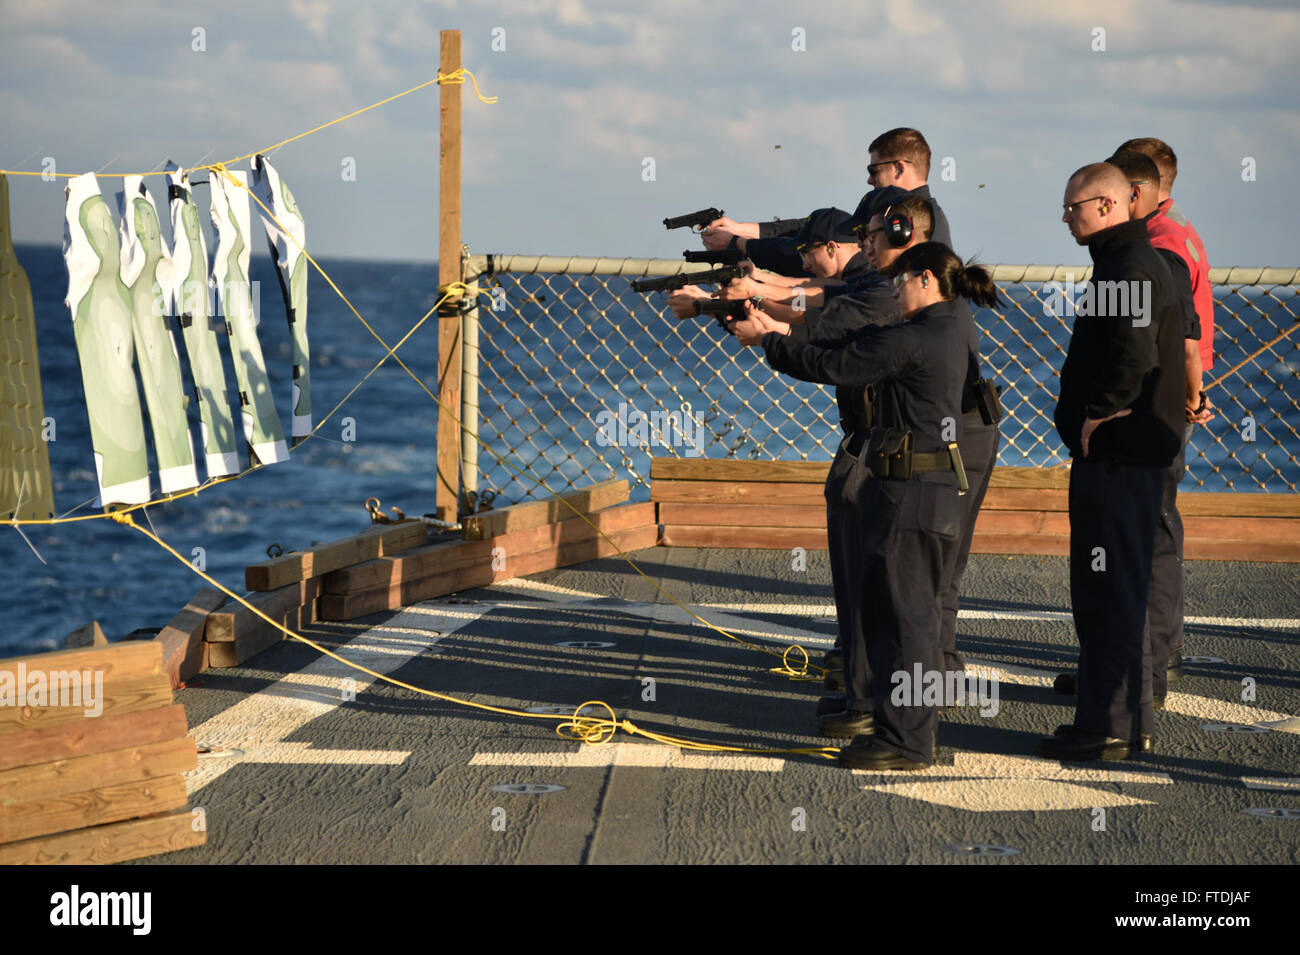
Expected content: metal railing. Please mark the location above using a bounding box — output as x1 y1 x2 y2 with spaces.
460 254 1300 504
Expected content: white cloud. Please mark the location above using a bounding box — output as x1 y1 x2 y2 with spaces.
288 0 332 40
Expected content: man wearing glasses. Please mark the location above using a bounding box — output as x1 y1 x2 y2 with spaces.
696 127 951 275
1054 149 1204 713
665 206 868 324
1043 162 1186 761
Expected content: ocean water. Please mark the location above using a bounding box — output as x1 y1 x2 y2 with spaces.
3 245 444 656
3 245 1296 657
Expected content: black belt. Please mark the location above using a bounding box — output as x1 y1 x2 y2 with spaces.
912 450 956 471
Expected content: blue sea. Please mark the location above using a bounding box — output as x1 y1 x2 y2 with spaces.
3 244 1297 657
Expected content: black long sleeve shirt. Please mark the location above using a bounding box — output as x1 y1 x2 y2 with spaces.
762 299 971 464
784 271 900 434
1053 218 1185 466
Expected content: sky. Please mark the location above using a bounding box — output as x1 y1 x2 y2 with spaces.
2 0 1299 268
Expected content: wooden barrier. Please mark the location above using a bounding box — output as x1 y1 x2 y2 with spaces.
204 485 655 658
0 642 204 864
461 478 629 540
243 521 429 591
209 522 435 668
319 502 658 621
152 588 225 687
650 458 1300 562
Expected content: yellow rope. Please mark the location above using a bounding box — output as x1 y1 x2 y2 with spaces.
107 510 838 759
0 69 495 180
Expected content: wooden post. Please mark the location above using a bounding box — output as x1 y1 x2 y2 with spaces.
435 30 463 523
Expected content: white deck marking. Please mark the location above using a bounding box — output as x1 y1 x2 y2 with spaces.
469 741 783 772
862 778 1157 811
234 742 411 765
699 602 1299 631
855 752 1170 812
480 578 608 602
184 608 490 794
961 656 1298 728
1242 776 1300 792
852 751 1171 783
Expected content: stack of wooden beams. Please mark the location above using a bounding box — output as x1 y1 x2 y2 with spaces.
0 641 204 864
201 521 432 668
318 479 659 621
651 457 1300 562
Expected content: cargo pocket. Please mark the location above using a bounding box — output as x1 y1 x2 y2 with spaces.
916 482 961 541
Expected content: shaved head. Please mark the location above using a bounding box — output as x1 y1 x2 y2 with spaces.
1062 162 1132 244
1067 162 1131 202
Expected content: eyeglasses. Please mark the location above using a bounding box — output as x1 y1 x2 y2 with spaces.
1062 195 1109 215
868 159 911 175
796 241 827 254
1128 179 1150 186
891 271 916 290
862 226 886 241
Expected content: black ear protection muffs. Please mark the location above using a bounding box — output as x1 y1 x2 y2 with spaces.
881 205 914 247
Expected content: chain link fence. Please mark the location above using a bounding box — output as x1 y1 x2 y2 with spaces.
461 254 1299 504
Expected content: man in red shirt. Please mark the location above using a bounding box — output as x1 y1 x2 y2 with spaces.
1119 138 1215 422
1117 138 1217 705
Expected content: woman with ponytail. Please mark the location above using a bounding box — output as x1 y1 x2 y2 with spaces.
731 241 999 770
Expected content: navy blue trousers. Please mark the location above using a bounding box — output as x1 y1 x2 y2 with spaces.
1069 458 1164 740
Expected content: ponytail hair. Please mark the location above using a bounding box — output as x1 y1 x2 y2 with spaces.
890 241 1003 310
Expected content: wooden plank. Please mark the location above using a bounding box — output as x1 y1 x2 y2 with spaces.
1184 538 1300 563
243 521 429 591
0 705 189 773
206 603 313 669
651 479 825 505
1182 515 1300 543
970 534 1071 557
0 640 161 680
205 579 320 642
1178 494 1300 518
62 621 107 649
660 525 828 550
980 485 1300 519
0 774 189 845
0 675 173 734
327 502 655 595
650 462 1080 489
319 523 660 621
982 488 1069 511
657 502 828 528
152 588 225 687
986 467 1073 489
462 479 630 540
435 28 463 523
0 810 204 865
972 510 1071 536
0 736 197 805
649 458 829 484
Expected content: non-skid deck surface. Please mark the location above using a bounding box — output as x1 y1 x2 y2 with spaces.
143 549 1300 864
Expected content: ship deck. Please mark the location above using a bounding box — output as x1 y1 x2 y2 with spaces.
145 548 1299 864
